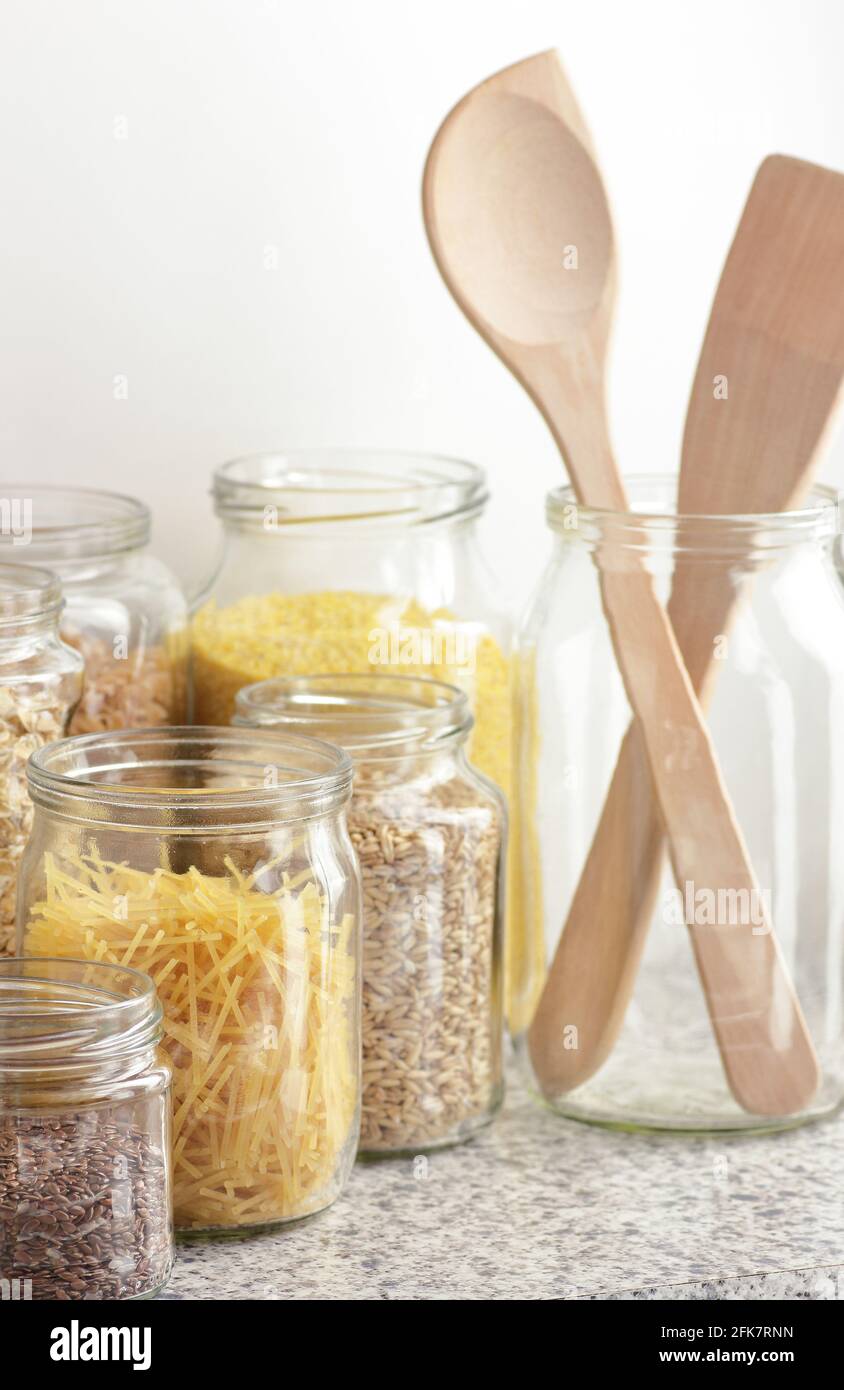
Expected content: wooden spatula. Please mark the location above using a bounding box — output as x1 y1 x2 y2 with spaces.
423 51 819 1114
538 154 844 1095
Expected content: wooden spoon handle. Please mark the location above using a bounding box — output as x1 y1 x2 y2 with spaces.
528 551 820 1115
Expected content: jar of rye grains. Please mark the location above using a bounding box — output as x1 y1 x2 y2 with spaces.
191 452 534 1035
0 566 83 958
235 675 505 1154
0 486 188 734
19 727 361 1231
0 958 172 1300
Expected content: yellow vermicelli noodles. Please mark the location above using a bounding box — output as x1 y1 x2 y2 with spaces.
23 850 357 1231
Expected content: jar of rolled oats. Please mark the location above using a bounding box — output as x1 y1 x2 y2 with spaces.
0 485 188 735
0 565 82 957
235 673 506 1154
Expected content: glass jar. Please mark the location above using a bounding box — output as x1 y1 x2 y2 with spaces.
0 485 188 733
0 565 83 957
18 727 361 1232
0 957 172 1300
190 451 528 1027
515 477 844 1133
235 674 506 1154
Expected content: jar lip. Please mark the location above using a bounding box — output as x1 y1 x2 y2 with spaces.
0 484 150 562
546 476 840 551
213 449 489 528
0 562 63 624
26 725 354 826
0 958 161 1069
234 674 474 757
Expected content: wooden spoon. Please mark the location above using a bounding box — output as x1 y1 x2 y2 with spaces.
423 51 819 1114
537 153 844 1095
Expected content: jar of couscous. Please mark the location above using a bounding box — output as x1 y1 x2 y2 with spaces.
0 485 188 734
18 727 361 1232
191 451 535 1029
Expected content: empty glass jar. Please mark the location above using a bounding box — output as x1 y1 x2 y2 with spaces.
515 477 844 1133
236 674 506 1153
0 957 173 1300
0 485 188 733
18 727 361 1231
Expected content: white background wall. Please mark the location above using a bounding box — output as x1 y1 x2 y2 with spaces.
2 0 843 612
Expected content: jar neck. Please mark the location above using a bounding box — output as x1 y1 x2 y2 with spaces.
547 479 840 563
233 674 474 763
26 726 353 831
213 450 489 531
0 960 162 1097
0 486 150 568
0 610 63 648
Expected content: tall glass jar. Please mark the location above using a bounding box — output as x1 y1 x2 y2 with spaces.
515 478 844 1133
235 674 506 1154
18 727 361 1232
0 565 83 957
190 451 526 1026
0 485 188 733
0 957 172 1300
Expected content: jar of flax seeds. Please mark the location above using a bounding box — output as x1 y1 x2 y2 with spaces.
0 959 173 1300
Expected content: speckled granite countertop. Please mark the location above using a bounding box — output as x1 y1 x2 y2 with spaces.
161 1061 843 1301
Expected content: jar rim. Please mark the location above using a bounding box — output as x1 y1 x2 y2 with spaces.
0 958 162 1072
26 725 353 828
213 449 489 529
546 476 841 553
234 674 474 758
0 562 62 624
0 485 150 562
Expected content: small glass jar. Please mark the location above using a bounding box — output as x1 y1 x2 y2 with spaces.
0 565 83 957
235 674 506 1154
0 485 188 734
18 727 361 1232
515 477 844 1133
0 957 172 1300
190 451 528 1029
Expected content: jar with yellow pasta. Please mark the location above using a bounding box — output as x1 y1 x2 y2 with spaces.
191 451 536 1029
18 726 361 1233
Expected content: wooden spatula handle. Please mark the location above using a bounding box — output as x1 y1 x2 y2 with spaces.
527 559 772 1095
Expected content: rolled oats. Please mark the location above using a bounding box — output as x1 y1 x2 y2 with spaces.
0 689 66 957
62 629 187 734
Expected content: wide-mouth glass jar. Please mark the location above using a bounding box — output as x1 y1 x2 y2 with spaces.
17 727 361 1232
190 451 527 1026
0 565 83 957
235 674 506 1154
515 477 844 1133
0 485 188 733
0 957 172 1300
